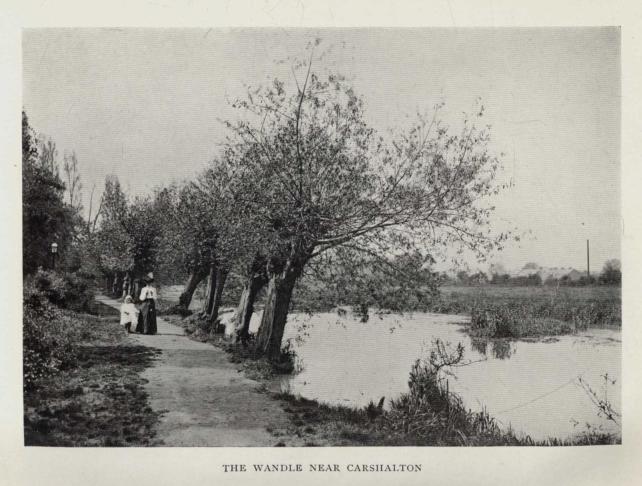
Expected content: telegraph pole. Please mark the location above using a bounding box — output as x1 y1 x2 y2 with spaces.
586 239 590 279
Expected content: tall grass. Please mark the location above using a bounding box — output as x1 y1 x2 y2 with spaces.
428 285 620 337
382 339 522 445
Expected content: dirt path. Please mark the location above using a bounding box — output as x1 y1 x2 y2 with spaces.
95 295 297 446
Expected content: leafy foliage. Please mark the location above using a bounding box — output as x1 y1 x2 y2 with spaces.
89 177 168 281
599 259 621 285
23 278 83 390
22 111 76 275
214 42 510 355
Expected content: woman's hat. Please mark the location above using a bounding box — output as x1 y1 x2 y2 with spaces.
145 272 154 283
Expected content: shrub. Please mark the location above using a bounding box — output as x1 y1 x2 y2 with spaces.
470 304 574 338
385 339 518 445
470 305 518 338
23 281 83 390
31 268 94 312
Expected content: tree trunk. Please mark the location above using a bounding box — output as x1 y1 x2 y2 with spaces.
179 269 206 310
255 265 301 360
122 272 131 299
208 267 228 326
201 264 217 316
132 278 143 303
112 274 119 297
233 271 268 344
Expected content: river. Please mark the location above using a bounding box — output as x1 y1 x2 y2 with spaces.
237 310 621 442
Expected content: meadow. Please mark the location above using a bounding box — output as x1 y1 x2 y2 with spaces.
429 285 621 339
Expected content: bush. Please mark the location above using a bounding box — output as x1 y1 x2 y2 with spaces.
31 268 94 312
470 304 574 338
23 281 84 390
385 339 519 445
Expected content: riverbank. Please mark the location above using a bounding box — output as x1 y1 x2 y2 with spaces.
24 302 161 446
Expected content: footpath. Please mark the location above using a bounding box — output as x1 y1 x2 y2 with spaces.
95 295 297 446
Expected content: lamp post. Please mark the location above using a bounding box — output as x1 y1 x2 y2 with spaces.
51 242 58 270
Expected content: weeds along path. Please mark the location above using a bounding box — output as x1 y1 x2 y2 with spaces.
95 295 297 446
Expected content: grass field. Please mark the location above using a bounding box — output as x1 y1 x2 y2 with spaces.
429 285 621 338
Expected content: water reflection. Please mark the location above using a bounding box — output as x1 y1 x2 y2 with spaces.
492 340 514 360
469 338 514 360
470 338 488 356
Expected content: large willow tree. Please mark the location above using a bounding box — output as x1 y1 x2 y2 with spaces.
223 44 508 359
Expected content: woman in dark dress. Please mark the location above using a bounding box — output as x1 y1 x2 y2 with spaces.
135 273 157 335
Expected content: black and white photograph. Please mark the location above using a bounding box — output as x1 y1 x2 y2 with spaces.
19 26 623 449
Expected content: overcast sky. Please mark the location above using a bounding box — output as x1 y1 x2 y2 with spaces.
22 28 620 273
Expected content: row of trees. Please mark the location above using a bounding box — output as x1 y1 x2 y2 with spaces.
449 259 622 287
24 44 510 360
166 45 508 359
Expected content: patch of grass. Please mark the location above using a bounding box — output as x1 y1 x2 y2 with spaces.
428 285 620 338
469 305 577 339
383 354 522 446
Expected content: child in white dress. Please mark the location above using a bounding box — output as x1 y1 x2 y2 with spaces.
120 295 138 333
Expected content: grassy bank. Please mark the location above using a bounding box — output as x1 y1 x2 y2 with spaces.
24 301 162 446
429 285 621 339
270 391 619 446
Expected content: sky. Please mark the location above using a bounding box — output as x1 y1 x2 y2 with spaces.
22 28 620 273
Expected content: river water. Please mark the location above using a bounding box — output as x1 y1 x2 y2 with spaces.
240 310 621 442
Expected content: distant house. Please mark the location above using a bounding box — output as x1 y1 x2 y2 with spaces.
511 265 583 284
539 267 582 282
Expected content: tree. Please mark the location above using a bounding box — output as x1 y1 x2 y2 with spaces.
156 158 263 321
62 151 83 212
456 271 470 285
291 247 438 321
489 262 506 276
91 179 170 297
223 43 508 359
491 272 510 285
22 111 75 275
157 175 230 316
154 185 207 309
191 158 273 324
86 183 104 235
92 176 133 288
599 259 621 285
470 271 489 285
232 254 268 342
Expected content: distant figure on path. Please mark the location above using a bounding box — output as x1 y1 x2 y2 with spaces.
120 295 138 334
135 273 158 335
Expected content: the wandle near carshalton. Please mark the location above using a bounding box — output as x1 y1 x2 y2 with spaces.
22 27 620 447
